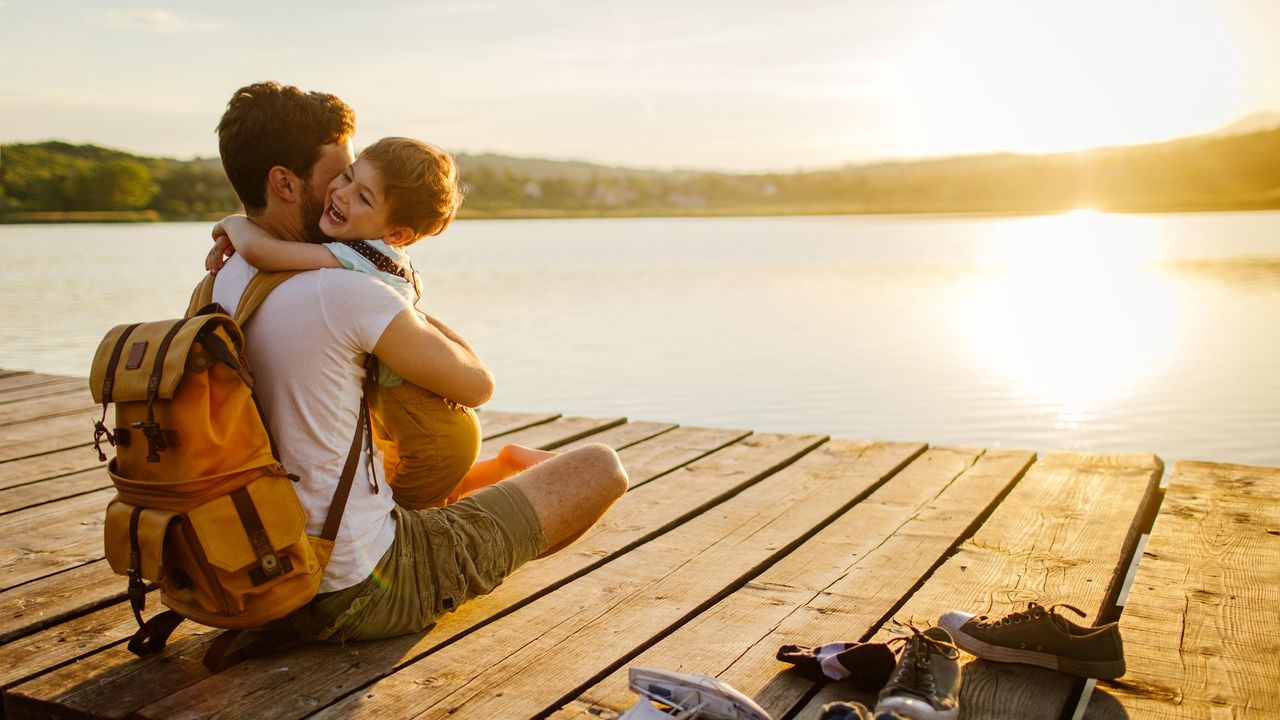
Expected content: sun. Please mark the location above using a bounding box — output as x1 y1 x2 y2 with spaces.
948 211 1185 420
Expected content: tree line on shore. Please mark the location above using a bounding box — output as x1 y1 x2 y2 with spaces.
3 126 1279 222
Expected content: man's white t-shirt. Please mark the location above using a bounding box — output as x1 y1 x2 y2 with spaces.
212 254 408 592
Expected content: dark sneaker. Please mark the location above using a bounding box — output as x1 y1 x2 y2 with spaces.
937 602 1125 680
820 700 873 719
874 626 961 720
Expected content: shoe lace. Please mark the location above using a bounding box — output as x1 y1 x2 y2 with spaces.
973 601 1086 629
884 622 957 695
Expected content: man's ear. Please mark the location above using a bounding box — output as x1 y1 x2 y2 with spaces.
266 166 303 204
384 226 416 246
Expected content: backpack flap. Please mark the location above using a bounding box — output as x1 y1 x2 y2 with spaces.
91 316 245 405
187 473 309 576
105 499 179 583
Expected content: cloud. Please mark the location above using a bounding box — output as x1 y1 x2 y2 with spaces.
88 8 226 33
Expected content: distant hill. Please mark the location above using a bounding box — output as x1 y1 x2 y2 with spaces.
455 152 701 181
455 124 1280 216
5 117 1280 221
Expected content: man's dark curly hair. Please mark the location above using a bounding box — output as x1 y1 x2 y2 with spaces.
216 82 356 212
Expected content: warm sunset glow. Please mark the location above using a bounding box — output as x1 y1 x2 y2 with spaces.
2 0 1277 170
950 212 1185 420
864 0 1257 159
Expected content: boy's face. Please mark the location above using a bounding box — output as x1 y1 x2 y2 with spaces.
301 140 355 243
319 157 395 241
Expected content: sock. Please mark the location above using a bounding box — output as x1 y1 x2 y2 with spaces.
776 641 897 692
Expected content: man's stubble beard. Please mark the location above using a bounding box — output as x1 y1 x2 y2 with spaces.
299 181 329 244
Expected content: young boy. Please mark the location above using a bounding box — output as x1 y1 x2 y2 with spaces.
208 137 533 509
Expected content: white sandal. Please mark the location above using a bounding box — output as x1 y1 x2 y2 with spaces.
619 667 773 720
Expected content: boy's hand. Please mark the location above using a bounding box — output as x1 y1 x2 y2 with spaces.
206 217 238 273
206 234 235 273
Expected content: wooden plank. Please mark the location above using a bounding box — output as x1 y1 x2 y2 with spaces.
0 374 73 394
0 392 98 427
476 415 626 460
556 420 677 452
10 428 800 720
0 489 111 591
796 451 1163 720
294 440 924 720
1085 460 1280 720
0 560 122 644
617 426 752 489
0 448 103 492
552 447 1035 720
476 409 559 438
0 600 140 693
0 380 90 406
0 467 111 515
0 414 94 463
4 610 214 720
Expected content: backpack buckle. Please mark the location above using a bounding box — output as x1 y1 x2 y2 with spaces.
249 554 293 586
131 420 168 462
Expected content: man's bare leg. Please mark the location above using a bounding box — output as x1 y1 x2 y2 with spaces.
447 444 558 504
504 443 628 556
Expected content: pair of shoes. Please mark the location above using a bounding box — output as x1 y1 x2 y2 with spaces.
872 625 961 720
938 602 1126 680
777 628 960 720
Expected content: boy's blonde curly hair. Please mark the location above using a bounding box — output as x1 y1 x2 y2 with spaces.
360 137 465 242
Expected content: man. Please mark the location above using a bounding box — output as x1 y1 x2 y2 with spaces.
206 82 627 641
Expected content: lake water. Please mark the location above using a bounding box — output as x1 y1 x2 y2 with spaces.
2 212 1278 467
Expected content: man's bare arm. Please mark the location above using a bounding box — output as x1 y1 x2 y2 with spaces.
421 313 479 354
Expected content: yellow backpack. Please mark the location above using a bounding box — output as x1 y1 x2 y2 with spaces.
91 271 368 665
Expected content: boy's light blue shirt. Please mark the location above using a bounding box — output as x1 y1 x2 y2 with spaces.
325 239 418 306
325 239 419 388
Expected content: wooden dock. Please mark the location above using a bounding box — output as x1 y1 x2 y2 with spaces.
0 369 1275 719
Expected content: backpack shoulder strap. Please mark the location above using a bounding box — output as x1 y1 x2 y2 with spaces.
185 270 303 322
234 271 303 325
186 273 216 318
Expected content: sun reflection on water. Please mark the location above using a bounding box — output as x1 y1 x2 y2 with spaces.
952 210 1186 425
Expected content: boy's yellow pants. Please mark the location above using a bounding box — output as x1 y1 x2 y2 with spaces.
368 381 482 510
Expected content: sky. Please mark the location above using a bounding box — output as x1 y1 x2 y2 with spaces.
2 0 1280 172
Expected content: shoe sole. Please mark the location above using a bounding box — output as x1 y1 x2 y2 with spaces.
874 695 958 720
945 625 1125 679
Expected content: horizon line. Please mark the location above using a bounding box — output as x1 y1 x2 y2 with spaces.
4 112 1279 177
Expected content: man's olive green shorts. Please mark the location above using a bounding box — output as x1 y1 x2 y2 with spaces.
281 481 548 642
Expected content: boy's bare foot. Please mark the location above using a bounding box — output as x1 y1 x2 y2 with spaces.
446 445 561 504
498 444 559 472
